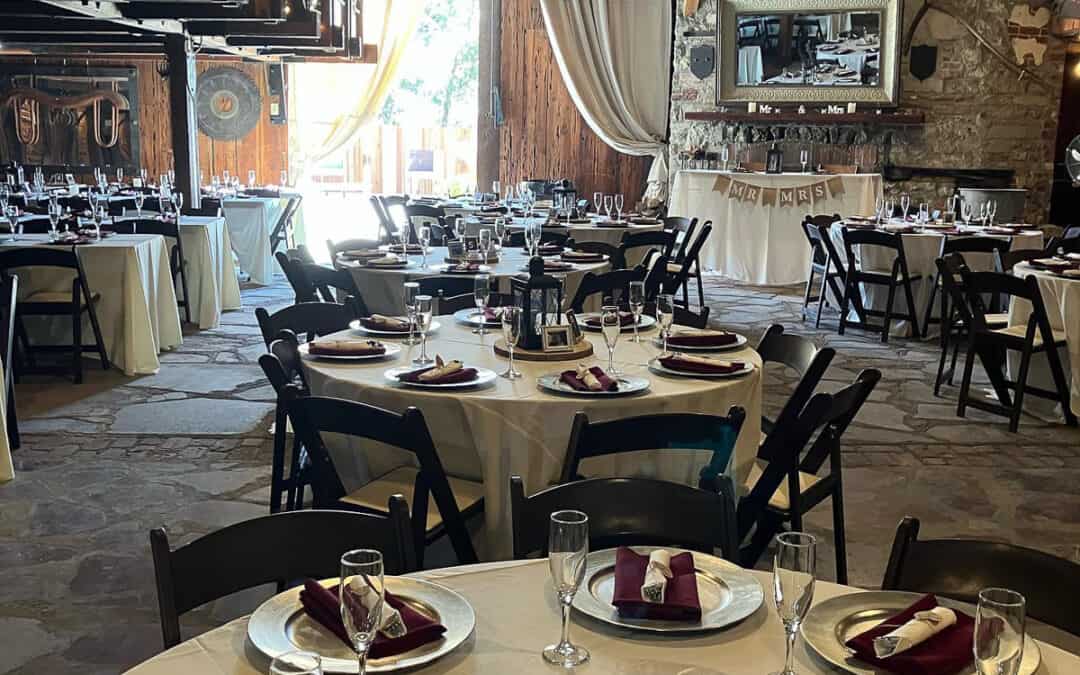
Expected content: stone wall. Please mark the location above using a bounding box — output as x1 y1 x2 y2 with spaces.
670 0 1066 223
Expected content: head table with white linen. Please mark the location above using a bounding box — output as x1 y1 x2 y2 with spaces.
125 558 1080 674
301 321 762 559
669 169 881 284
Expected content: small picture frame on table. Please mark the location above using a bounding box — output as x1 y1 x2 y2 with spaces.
565 310 583 344
541 324 574 353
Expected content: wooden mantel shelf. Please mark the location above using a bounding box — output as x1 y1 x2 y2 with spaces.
683 109 926 126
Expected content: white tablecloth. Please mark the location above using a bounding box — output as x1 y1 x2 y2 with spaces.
669 170 881 284
0 234 183 375
1008 263 1080 416
125 559 1080 674
339 247 610 317
738 45 764 84
222 197 288 286
0 356 10 483
178 216 242 329
302 322 762 559
463 216 663 268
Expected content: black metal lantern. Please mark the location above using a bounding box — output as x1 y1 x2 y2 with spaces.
552 179 577 217
510 256 564 350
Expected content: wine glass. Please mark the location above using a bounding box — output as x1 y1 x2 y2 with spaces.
800 149 809 173
168 169 176 186
403 281 420 346
600 305 621 374
523 222 537 257
116 167 124 184
418 226 431 269
222 169 230 186
874 196 884 224
479 228 492 260
919 202 929 224
493 217 507 251
3 206 18 242
172 190 184 215
492 180 501 201
772 532 816 675
614 194 624 222
211 175 221 195
962 201 974 224
92 205 106 241
140 168 148 185
987 200 998 226
657 294 675 353
500 306 522 379
592 191 602 217
900 193 911 220
339 549 384 675
542 510 589 667
454 217 466 242
134 191 145 219
974 588 1025 675
0 185 8 212
413 295 434 365
248 170 256 188
603 194 614 219
627 280 646 342
884 199 894 222
280 169 288 188
48 201 62 238
721 145 730 170
473 273 491 336
270 651 323 675
504 184 515 206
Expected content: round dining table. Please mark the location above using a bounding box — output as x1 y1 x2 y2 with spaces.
337 246 610 317
301 321 762 559
461 214 664 257
125 558 1080 674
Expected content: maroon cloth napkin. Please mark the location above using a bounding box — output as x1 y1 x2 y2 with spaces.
388 244 424 254
358 317 411 333
584 312 635 328
558 366 618 392
611 548 701 621
481 307 499 322
659 354 745 375
667 332 738 348
562 251 605 262
845 594 974 675
447 262 481 273
299 580 447 659
398 364 479 385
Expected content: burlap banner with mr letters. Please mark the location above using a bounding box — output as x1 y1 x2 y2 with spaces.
711 174 847 208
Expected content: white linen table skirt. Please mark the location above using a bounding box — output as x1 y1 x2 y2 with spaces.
222 197 287 286
0 234 182 375
125 559 1080 674
669 170 881 285
0 356 9 483
463 216 663 267
302 321 762 559
178 216 242 329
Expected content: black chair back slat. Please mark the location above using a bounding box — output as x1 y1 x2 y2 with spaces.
327 237 382 261
801 368 882 473
258 333 309 513
663 216 697 261
255 301 357 346
0 275 18 448
756 324 835 445
276 251 319 304
564 238 623 270
568 267 645 313
619 230 675 261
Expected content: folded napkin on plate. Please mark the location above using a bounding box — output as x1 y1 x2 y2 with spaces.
559 365 618 392
388 243 424 254
481 307 500 322
307 339 386 357
659 353 745 375
532 244 563 255
667 331 738 348
629 217 660 225
1031 258 1074 270
398 356 478 384
341 248 384 259
359 315 412 332
562 250 605 261
367 254 403 267
584 312 635 328
611 547 701 621
480 205 508 214
447 262 481 272
845 594 974 675
299 579 447 659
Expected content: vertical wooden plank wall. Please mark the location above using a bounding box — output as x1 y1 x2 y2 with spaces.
497 0 650 206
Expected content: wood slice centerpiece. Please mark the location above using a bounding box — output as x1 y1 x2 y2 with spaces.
493 338 593 362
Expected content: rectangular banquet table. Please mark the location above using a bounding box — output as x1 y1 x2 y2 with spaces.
124 559 1080 674
670 169 881 284
461 215 663 267
301 321 762 559
222 195 294 286
0 234 182 375
178 216 242 329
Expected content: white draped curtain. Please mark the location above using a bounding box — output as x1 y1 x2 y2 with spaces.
539 0 672 202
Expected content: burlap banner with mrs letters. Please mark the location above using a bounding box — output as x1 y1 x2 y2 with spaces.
712 174 847 208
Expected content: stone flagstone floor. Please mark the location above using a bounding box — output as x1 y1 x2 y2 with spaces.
1 274 1078 673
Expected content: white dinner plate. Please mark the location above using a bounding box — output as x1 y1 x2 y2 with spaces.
247 577 475 673
299 341 402 361
435 264 492 274
349 319 441 337
572 547 764 633
536 372 650 396
384 365 497 389
363 260 415 270
801 591 1041 675
654 332 747 352
452 308 500 327
647 356 755 379
579 313 657 333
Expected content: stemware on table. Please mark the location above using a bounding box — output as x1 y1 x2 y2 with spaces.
499 306 522 379
800 149 809 173
773 532 816 675
403 281 420 346
600 305 621 375
248 169 257 188
628 281 645 343
975 588 1026 675
413 295 434 365
603 194 614 219
900 193 911 220
543 510 590 667
592 191 603 217
473 273 491 336
493 217 506 251
418 226 431 269
656 294 675 353
339 549 385 675
614 194 624 222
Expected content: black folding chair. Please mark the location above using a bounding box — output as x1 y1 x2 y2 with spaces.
327 237 382 262
662 221 712 308
800 215 842 327
756 324 835 441
922 236 1011 338
404 203 448 244
564 238 623 270
269 194 302 254
255 301 358 347
663 216 697 263
567 267 645 313
150 508 414 648
839 228 922 342
259 332 311 513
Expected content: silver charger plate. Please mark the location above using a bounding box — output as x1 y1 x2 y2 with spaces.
247 576 476 674
384 366 497 389
363 260 416 270
578 313 657 333
349 319 441 338
435 264 492 274
536 373 650 397
452 308 499 327
648 357 755 379
801 591 1041 675
572 546 764 633
654 332 748 352
299 341 402 361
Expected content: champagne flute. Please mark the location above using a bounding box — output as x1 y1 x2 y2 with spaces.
280 169 288 187
168 169 176 186
492 180 501 202
721 145 730 170
614 194 624 222
600 305 621 374
919 202 929 224
339 549 384 675
403 281 420 346
479 228 492 261
987 200 998 226
657 293 675 354
48 201 62 238
248 169 256 188
500 306 522 379
494 217 507 251
900 193 911 220
418 226 431 269
92 205 105 241
884 199 894 222
413 295 434 365
116 167 124 184
962 201 973 224
473 273 491 336
874 196 884 224
974 588 1025 675
140 168 148 185
542 510 589 667
454 216 466 242
269 651 323 675
603 194 614 219
134 191 145 219
592 191 602 217
523 222 537 256
628 280 646 343
504 184 515 206
222 169 230 186
800 149 809 173
772 532 816 675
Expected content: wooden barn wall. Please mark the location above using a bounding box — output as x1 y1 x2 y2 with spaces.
497 0 650 206
0 56 286 184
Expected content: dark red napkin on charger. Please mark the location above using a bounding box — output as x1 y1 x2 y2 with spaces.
481 307 499 322
397 364 479 385
299 580 447 659
358 316 411 333
611 547 701 621
845 594 974 675
666 332 738 348
558 366 618 392
659 354 745 375
584 312 635 328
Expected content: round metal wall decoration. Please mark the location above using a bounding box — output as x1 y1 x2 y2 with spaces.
196 66 261 141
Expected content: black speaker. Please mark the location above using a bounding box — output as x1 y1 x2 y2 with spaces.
267 64 286 125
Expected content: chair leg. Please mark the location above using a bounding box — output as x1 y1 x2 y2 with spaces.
269 407 287 514
832 491 848 585
957 338 978 418
682 276 690 308
948 339 961 387
85 298 109 371
881 279 897 344
1044 340 1079 427
16 318 34 371
6 379 19 450
695 267 705 307
934 329 950 397
838 279 852 336
1011 344 1033 433
72 299 83 385
177 252 192 325
815 272 829 329
921 275 939 339
902 276 920 338
802 267 817 320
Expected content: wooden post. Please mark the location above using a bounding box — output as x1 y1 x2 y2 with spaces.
165 34 201 208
